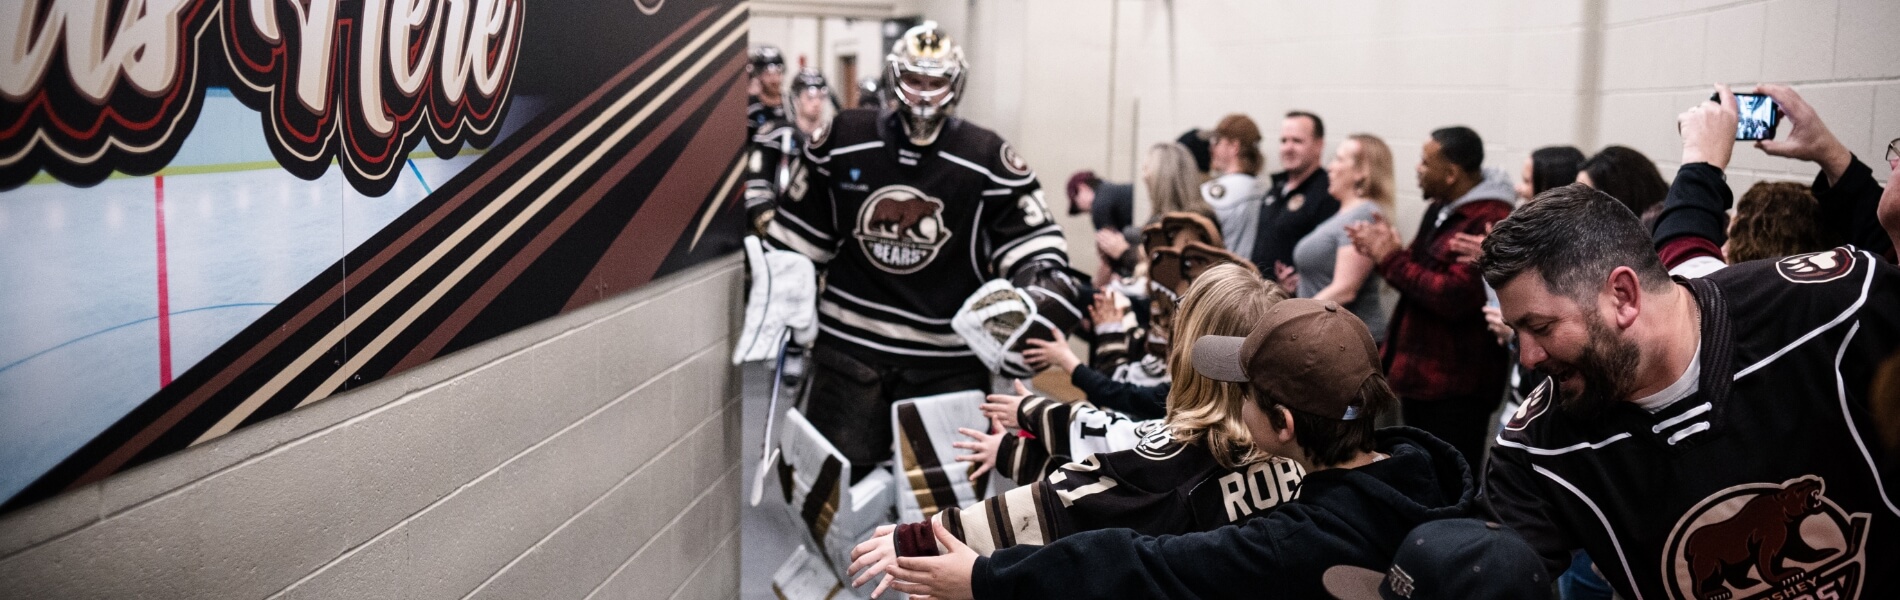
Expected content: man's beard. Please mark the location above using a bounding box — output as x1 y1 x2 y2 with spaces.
1547 314 1641 419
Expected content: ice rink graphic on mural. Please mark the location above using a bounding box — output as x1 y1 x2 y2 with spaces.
0 0 749 512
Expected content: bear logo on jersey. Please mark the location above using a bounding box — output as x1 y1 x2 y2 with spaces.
857 185 953 274
1662 475 1869 600
1000 143 1032 176
1775 248 1856 284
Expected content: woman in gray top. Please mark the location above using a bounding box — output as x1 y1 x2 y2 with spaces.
1278 134 1395 341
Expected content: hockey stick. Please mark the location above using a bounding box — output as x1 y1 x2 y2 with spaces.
750 327 793 507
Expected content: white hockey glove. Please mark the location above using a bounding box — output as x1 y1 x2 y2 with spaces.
733 235 819 364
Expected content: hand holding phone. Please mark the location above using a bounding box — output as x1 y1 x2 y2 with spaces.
1716 92 1780 141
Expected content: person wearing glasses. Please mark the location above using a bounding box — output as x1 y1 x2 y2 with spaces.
1749 85 1896 262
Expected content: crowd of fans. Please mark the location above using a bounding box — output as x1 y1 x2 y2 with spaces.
870 83 1884 596
744 27 1900 599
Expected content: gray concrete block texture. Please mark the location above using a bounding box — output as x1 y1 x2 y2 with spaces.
0 256 745 599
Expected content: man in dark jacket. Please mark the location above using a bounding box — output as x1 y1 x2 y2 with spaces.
881 299 1478 600
1250 111 1339 275
1348 126 1514 469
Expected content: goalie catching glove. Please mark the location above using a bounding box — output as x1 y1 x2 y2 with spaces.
951 262 1087 377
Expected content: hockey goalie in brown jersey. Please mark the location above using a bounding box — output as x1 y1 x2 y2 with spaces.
846 265 1308 597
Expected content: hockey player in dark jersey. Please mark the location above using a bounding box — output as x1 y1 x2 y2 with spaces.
1479 126 1900 600
745 46 786 139
844 264 1303 597
743 68 831 234
759 22 1081 484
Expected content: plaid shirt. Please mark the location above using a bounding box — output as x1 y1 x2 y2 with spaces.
1375 198 1513 401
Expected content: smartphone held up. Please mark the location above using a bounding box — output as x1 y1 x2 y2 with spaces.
1713 91 1780 141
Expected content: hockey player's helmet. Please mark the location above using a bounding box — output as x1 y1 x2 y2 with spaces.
748 46 786 76
857 75 886 109
789 68 828 96
885 22 966 146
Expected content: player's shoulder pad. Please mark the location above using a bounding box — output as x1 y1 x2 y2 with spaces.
809 109 880 154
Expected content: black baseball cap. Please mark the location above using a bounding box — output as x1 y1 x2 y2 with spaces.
1322 519 1551 600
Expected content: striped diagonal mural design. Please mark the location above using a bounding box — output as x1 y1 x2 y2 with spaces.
2 1 751 512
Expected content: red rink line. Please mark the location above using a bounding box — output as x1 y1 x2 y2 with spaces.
155 175 173 387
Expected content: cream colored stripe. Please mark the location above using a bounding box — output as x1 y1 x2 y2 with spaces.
298 25 752 405
1003 485 1045 546
688 159 748 251
191 5 749 445
957 508 997 555
817 300 964 346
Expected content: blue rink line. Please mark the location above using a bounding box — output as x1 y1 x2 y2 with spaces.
408 160 434 195
0 303 278 377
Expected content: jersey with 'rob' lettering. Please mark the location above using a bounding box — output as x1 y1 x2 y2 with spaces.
905 419 1304 557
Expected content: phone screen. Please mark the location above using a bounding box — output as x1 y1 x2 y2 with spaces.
1734 93 1778 141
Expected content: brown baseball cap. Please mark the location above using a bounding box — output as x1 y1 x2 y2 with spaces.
1192 298 1382 420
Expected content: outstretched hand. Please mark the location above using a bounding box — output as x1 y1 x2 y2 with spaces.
847 524 900 597
1022 330 1081 374
953 415 1006 482
889 519 980 600
980 379 1031 429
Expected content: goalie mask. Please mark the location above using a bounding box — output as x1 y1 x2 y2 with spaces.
885 21 967 146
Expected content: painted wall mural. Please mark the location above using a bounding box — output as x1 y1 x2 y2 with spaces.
0 0 750 512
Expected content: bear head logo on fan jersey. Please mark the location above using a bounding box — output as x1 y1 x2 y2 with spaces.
1775 248 1856 284
1662 475 1869 600
1505 378 1553 432
857 185 952 274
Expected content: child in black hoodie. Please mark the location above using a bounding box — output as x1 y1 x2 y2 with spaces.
883 298 1480 600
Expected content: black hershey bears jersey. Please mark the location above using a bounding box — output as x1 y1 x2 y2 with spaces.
1487 247 1900 600
932 420 1304 556
765 109 1068 366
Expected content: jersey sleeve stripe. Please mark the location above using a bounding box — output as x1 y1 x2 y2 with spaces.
805 140 884 164
1530 464 1647 600
818 300 966 346
980 189 1013 196
994 236 1069 275
939 151 1037 187
765 221 837 263
773 207 835 242
988 224 1065 260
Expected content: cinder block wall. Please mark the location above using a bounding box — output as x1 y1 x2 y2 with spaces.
0 256 745 599
932 0 1897 244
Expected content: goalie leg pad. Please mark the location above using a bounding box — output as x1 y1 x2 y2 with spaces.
890 391 993 523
